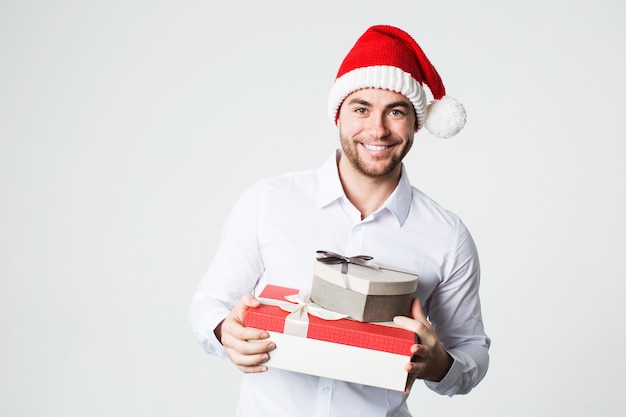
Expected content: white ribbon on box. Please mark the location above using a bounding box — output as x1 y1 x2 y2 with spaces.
258 291 348 337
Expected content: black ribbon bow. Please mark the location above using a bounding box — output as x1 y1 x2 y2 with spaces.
316 250 379 274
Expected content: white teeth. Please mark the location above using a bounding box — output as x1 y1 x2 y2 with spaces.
364 144 388 151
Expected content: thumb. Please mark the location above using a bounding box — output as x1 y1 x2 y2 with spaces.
233 293 261 321
410 297 426 321
393 297 425 332
241 293 261 308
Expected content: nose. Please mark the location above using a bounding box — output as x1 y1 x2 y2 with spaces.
365 114 390 139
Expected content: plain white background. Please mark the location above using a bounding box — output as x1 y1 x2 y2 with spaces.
1 1 625 416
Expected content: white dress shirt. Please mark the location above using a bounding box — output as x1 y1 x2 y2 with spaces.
189 149 490 417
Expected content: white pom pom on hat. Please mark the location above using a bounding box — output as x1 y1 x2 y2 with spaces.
425 96 466 138
328 25 466 139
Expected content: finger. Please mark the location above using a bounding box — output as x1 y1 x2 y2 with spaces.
403 354 426 392
221 314 274 353
224 337 276 369
404 372 418 394
226 344 273 368
223 328 274 352
224 319 270 343
238 363 270 373
407 343 429 363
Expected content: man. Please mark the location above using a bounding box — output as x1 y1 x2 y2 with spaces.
189 25 490 416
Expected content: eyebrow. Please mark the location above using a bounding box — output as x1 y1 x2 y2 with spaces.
346 98 412 110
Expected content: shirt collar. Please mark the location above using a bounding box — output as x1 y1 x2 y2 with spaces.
385 164 412 226
318 149 346 208
317 149 412 226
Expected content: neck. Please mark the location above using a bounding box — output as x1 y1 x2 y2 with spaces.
338 156 401 220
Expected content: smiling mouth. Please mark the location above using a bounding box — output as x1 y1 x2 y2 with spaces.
363 144 390 151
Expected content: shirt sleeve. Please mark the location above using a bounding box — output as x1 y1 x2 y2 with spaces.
424 219 491 396
188 180 267 358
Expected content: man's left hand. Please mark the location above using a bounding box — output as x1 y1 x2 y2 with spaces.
393 298 453 393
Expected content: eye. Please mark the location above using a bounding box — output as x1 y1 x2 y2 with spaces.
389 109 406 117
355 107 368 115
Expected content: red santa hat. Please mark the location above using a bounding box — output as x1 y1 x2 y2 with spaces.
328 25 466 139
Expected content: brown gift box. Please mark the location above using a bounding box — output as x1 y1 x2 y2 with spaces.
310 252 419 322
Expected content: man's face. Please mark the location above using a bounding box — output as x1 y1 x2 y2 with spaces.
337 88 416 180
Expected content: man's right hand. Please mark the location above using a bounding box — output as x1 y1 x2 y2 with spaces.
215 293 276 373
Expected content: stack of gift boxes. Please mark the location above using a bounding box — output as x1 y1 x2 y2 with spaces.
245 251 419 391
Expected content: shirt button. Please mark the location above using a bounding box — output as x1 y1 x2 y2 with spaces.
322 386 330 393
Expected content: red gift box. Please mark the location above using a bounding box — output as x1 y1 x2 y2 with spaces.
245 284 416 391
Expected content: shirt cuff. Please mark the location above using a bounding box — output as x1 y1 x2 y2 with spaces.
188 297 230 359
423 351 464 396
